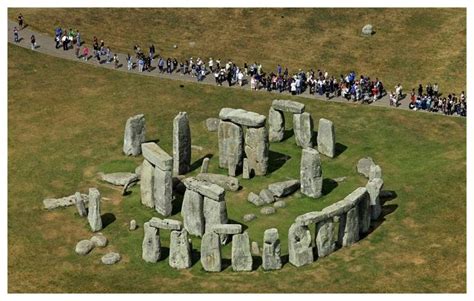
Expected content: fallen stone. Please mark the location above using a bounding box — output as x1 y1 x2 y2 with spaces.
153 167 173 217
101 252 121 265
232 232 253 272
247 192 265 206
369 164 383 180
196 173 239 192
123 114 146 156
268 107 285 142
244 126 269 176
142 222 161 263
317 118 336 158
334 176 347 183
367 178 384 221
142 142 173 171
357 157 375 178
268 179 300 197
181 189 205 236
75 239 94 255
203 197 229 244
100 172 138 186
219 108 266 127
218 120 243 176
122 176 139 196
205 118 220 132
149 217 183 230
295 211 328 226
361 24 374 36
182 177 225 201
87 188 102 232
271 99 305 114
273 200 287 208
259 189 275 204
260 206 276 215
140 159 155 208
210 224 242 235
300 148 323 198
200 232 221 272
129 219 137 231
191 145 203 151
251 241 260 255
75 192 87 217
243 213 257 222
169 229 192 269
200 157 210 173
43 193 89 210
90 233 108 247
293 112 314 148
288 223 313 267
262 228 282 271
316 218 337 257
173 112 192 175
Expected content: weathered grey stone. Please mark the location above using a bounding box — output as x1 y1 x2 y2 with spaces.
90 233 107 247
142 222 161 263
219 108 266 127
339 206 360 247
75 239 94 255
210 224 242 234
262 228 282 271
361 24 374 36
200 157 210 173
135 164 143 177
259 189 275 204
369 164 382 180
251 241 260 255
123 114 146 156
149 217 183 230
334 176 347 183
122 175 139 195
100 172 138 186
315 218 337 257
181 189 205 236
203 197 228 244
140 159 155 208
173 112 192 175
317 118 336 158
271 99 305 114
244 126 269 176
268 107 285 142
205 117 220 132
196 173 239 192
169 229 192 269
300 148 323 198
129 219 137 231
293 112 314 148
357 157 375 178
200 232 221 272
344 187 369 207
218 120 243 176
43 193 88 210
295 211 328 226
75 192 87 217
247 192 265 206
273 200 287 208
268 180 300 197
153 167 173 217
322 200 353 218
242 158 250 179
232 232 253 272
101 252 121 265
260 206 276 215
243 213 257 222
358 189 371 234
87 188 102 232
182 177 225 201
367 178 384 221
288 223 313 267
142 142 173 171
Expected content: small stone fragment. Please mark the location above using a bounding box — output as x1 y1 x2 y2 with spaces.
101 252 121 265
129 219 137 231
260 206 276 215
259 189 275 204
243 213 257 222
273 200 287 208
200 157 210 173
90 233 108 247
247 192 265 206
75 239 94 255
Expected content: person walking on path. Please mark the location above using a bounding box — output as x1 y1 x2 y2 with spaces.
18 13 24 29
30 34 36 50
13 26 19 43
76 30 81 46
106 47 111 63
113 54 119 69
75 43 81 58
82 46 89 61
95 49 101 63
127 53 133 70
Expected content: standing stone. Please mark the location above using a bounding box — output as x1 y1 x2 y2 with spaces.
142 222 161 263
293 112 314 148
366 178 384 221
358 191 371 235
251 241 260 255
169 229 192 269
140 159 155 208
232 232 253 272
316 218 336 257
338 206 360 247
244 126 269 176
75 192 87 217
203 197 228 244
300 148 323 198
218 120 243 176
288 223 313 267
262 228 282 271
357 157 375 178
242 158 250 179
205 118 220 132
87 188 102 232
201 157 210 173
129 219 137 231
181 189 205 237
173 112 192 175
317 118 336 158
369 164 382 180
268 107 285 142
123 114 146 156
153 167 173 217
200 232 221 272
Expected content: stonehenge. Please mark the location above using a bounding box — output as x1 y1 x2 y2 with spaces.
173 112 192 175
123 114 146 156
268 100 305 144
300 148 323 198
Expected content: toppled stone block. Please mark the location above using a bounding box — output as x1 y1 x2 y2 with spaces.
260 206 276 215
243 213 257 222
142 142 173 171
90 233 107 247
259 189 275 204
43 193 89 210
100 172 138 186
268 179 300 197
101 252 121 265
247 192 265 206
273 200 287 208
75 240 94 255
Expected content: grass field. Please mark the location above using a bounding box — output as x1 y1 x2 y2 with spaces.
8 41 466 293
8 8 466 94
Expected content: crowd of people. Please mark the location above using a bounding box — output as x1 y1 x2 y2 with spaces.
11 14 467 117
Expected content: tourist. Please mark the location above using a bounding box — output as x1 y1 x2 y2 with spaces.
13 26 19 43
18 13 24 29
106 47 111 63
30 34 36 50
95 49 101 63
76 30 81 46
237 70 244 86
127 53 133 70
75 43 81 58
82 46 89 61
208 58 214 72
113 54 119 69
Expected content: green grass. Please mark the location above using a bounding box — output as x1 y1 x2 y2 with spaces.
8 8 466 93
8 43 466 293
